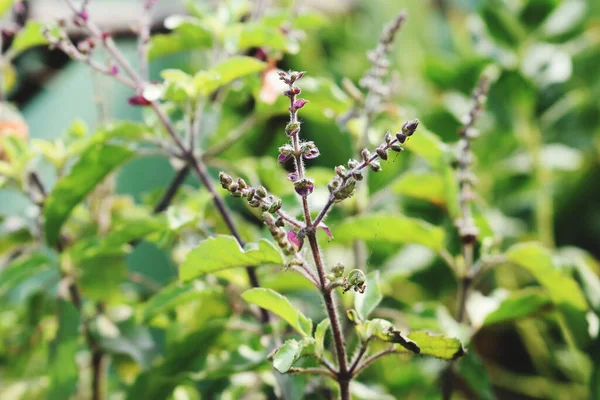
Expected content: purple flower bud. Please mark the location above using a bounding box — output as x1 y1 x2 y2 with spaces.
288 230 301 248
294 178 314 197
287 172 298 182
128 94 151 106
285 123 300 136
303 147 320 159
79 9 89 21
110 65 119 75
295 71 306 80
395 132 407 144
401 118 419 136
278 152 292 164
291 86 301 95
293 98 308 110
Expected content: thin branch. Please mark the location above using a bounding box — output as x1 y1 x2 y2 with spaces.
153 165 190 214
352 345 397 378
288 367 336 379
203 114 257 160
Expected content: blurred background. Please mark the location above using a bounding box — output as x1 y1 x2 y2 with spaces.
1 0 599 399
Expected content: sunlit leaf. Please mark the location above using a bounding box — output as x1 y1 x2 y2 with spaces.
141 281 217 322
180 235 283 281
392 171 446 205
333 213 446 251
482 288 552 327
193 56 267 95
149 20 213 60
9 21 51 57
43 144 135 246
272 337 317 373
242 288 312 336
314 318 330 358
404 331 465 360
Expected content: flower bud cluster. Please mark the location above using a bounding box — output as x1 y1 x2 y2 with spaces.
454 76 491 244
343 269 367 294
219 172 282 214
327 119 419 203
263 212 296 256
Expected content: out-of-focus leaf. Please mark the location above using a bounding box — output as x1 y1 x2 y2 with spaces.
225 23 293 53
141 281 216 322
0 253 52 300
242 288 312 336
0 227 32 256
406 126 448 167
355 271 383 321
180 235 283 281
333 213 446 251
149 20 213 60
126 320 225 400
459 351 496 400
521 44 573 86
507 243 589 345
168 386 201 400
97 318 157 369
314 318 330 358
193 56 267 95
78 255 127 302
2 63 16 94
520 0 560 28
8 21 51 57
482 288 552 327
541 1 586 38
43 144 135 246
68 121 148 156
560 247 600 314
480 3 527 48
0 0 14 17
506 243 587 311
392 171 446 205
272 337 317 373
47 300 80 400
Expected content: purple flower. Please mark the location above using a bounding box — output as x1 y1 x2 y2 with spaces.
287 172 298 182
79 9 89 21
110 65 119 76
288 230 301 248
293 98 308 110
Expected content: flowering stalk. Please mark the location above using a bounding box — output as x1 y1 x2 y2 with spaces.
442 75 491 400
222 70 418 400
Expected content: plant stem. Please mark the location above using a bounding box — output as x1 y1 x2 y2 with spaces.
352 345 397 377
152 165 190 214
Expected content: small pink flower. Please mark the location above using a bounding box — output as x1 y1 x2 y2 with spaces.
293 98 308 110
288 230 300 248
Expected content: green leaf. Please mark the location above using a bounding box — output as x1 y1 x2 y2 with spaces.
126 321 225 400
48 300 80 400
272 337 317 373
149 20 213 60
79 255 127 302
359 318 421 353
141 281 214 322
193 56 267 95
392 172 446 206
314 318 330 357
333 213 446 251
0 227 33 256
242 288 312 336
273 339 299 373
225 23 292 53
560 247 600 315
0 0 14 17
507 243 589 346
97 318 157 369
459 351 496 400
482 288 552 327
68 121 148 157
407 126 448 167
480 3 527 48
405 331 465 360
9 21 50 57
506 243 587 311
179 235 283 281
43 144 134 246
355 271 383 321
0 253 52 300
